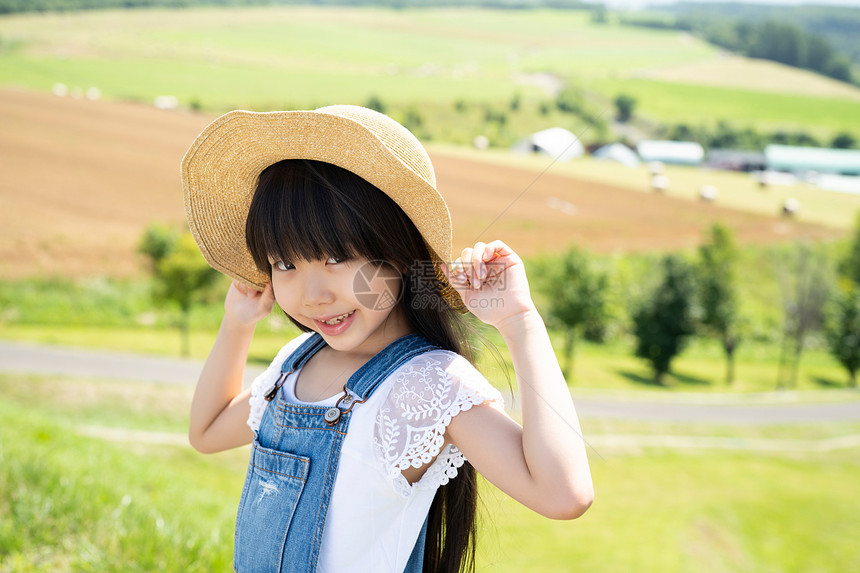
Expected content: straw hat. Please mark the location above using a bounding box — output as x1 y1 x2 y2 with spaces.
181 105 465 312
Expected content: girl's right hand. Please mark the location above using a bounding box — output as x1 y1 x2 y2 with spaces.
224 280 275 326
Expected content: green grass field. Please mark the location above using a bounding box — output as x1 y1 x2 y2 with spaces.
0 6 857 141
1 233 856 394
1 7 859 569
2 373 858 571
588 77 860 135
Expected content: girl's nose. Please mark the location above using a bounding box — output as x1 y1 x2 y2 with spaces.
301 268 335 307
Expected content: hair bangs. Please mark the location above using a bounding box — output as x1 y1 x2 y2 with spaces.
246 159 396 275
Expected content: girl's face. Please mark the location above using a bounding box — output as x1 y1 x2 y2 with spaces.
269 255 411 358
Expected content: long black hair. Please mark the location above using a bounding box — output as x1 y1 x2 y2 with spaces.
245 159 478 573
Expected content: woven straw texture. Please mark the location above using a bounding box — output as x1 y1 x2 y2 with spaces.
181 105 465 312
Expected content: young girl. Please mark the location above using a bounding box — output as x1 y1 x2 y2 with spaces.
182 105 593 573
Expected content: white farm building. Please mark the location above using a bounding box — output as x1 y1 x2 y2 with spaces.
765 145 860 176
513 127 584 161
637 140 704 166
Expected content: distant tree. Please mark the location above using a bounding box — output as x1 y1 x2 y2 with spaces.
401 106 427 139
666 123 697 142
801 34 833 73
792 131 821 147
838 212 860 286
825 285 860 387
138 223 178 270
749 20 804 67
733 21 755 52
484 108 507 128
633 255 696 384
826 214 860 385
708 121 735 149
540 247 609 382
824 54 854 83
771 130 820 148
831 132 857 150
555 87 585 115
365 94 386 114
776 244 831 389
509 92 521 112
590 4 607 24
698 224 742 384
139 225 219 357
613 94 636 123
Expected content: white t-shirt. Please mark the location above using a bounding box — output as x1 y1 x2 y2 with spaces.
246 333 505 573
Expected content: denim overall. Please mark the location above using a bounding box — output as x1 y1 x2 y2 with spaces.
234 333 438 573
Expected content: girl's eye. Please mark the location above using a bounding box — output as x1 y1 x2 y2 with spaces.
273 260 294 271
326 255 348 265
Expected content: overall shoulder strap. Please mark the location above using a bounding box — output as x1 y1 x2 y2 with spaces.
264 333 326 401
345 334 439 401
280 333 326 374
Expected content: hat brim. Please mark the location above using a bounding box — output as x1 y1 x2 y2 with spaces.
182 109 465 312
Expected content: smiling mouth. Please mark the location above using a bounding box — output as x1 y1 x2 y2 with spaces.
319 311 355 325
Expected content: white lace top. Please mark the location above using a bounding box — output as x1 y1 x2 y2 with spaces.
246 333 505 572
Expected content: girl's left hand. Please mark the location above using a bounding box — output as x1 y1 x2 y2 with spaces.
442 240 537 328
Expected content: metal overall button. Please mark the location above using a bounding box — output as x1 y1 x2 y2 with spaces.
324 388 368 426
324 407 342 425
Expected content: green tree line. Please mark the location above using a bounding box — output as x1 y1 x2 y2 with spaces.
620 10 857 85
659 120 857 152
669 2 860 70
537 219 860 388
0 0 588 15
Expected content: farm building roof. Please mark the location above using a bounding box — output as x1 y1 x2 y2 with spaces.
512 127 584 162
592 143 640 167
765 145 860 176
636 140 704 166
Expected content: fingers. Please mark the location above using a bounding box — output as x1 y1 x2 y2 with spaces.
261 281 274 298
468 242 487 289
231 279 249 296
232 279 273 301
445 257 469 291
449 240 515 290
484 239 514 260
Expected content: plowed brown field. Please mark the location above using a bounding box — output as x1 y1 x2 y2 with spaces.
0 88 841 279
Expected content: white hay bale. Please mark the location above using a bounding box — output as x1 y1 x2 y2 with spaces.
473 135 489 150
650 174 670 192
782 197 800 216
153 95 179 110
699 185 718 202
52 83 68 97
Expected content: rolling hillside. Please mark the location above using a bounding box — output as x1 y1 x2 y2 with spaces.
1 5 857 279
0 6 857 140
0 87 842 279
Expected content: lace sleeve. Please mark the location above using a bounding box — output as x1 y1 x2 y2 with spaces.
373 350 504 497
247 332 313 433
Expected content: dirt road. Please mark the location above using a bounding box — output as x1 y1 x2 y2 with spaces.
2 339 858 426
